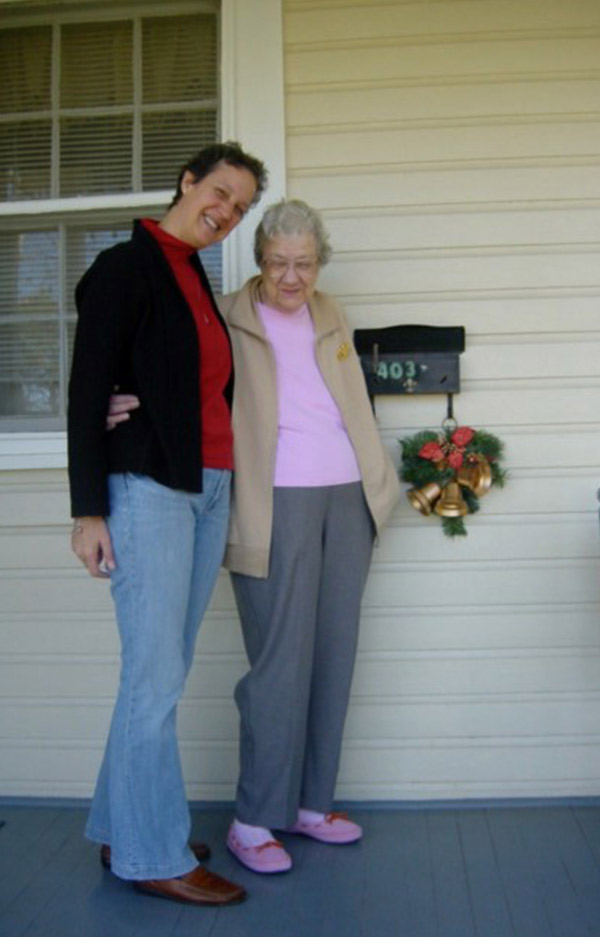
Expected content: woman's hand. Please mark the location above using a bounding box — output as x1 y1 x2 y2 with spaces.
106 393 140 430
71 516 116 578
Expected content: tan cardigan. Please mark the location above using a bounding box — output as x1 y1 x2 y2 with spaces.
219 277 400 578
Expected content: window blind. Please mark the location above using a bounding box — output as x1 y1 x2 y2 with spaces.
0 3 221 428
0 10 218 201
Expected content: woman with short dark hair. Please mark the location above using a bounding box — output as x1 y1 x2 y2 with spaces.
68 141 267 907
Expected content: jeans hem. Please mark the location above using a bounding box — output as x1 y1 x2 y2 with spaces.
85 824 111 845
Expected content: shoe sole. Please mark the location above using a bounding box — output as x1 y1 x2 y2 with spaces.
133 882 246 905
286 826 362 845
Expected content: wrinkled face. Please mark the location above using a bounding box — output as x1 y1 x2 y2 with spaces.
259 233 320 313
162 162 257 249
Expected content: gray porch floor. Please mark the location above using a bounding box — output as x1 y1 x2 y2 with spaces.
1 802 600 937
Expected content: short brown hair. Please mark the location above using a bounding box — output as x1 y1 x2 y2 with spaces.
171 141 268 208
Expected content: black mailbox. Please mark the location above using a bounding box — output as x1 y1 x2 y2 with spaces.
353 324 465 396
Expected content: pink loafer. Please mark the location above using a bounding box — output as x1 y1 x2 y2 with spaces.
286 811 362 844
226 826 292 874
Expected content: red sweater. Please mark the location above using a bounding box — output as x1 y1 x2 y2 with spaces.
142 219 233 470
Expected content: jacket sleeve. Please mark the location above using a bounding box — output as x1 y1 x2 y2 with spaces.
67 246 143 517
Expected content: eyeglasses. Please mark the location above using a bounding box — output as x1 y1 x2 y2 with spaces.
262 257 319 279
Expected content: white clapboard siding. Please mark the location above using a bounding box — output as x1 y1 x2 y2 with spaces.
284 0 600 802
1 0 600 801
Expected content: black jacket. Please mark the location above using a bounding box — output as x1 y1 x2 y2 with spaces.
67 221 233 517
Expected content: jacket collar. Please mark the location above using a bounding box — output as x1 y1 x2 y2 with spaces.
223 276 340 339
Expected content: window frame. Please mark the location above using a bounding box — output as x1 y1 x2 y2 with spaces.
0 0 286 469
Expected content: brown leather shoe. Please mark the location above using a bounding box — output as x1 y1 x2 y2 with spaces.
100 841 210 870
134 865 247 905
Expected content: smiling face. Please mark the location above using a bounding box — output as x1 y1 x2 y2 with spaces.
160 161 257 249
259 233 320 313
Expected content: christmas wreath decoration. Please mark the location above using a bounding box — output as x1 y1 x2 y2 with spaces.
399 424 507 537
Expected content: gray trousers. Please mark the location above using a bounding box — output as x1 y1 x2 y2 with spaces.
231 482 374 829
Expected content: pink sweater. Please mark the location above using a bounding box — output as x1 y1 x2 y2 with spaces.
258 301 361 487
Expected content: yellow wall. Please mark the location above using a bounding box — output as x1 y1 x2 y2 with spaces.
1 0 599 800
284 0 600 799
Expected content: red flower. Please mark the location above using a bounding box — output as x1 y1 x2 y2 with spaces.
447 450 464 469
451 426 475 447
419 441 445 461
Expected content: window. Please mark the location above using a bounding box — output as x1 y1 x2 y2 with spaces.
0 2 220 429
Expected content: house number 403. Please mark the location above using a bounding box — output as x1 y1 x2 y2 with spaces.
375 360 419 381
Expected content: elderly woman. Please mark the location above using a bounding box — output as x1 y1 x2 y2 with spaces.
220 199 399 873
68 142 267 906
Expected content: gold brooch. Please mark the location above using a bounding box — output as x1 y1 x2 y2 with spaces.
336 342 350 360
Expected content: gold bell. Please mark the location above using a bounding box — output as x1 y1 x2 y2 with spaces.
434 481 468 517
407 481 443 516
456 458 492 497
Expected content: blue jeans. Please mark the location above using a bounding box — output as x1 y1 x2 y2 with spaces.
85 469 231 880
